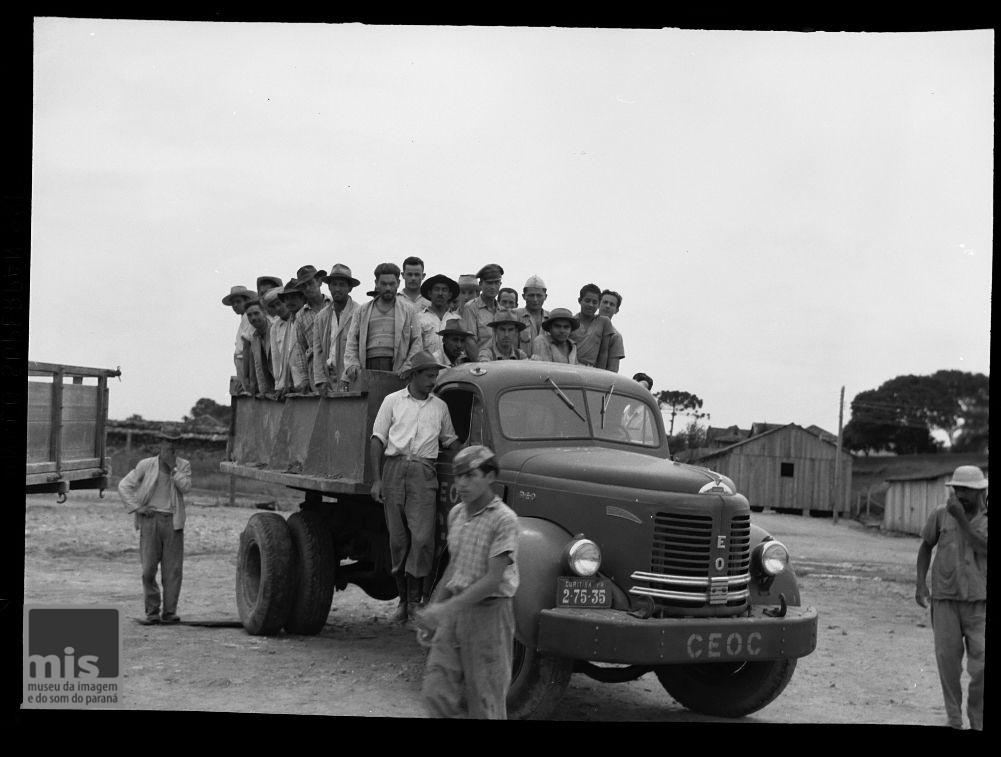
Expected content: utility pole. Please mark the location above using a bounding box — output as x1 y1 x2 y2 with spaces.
833 385 845 525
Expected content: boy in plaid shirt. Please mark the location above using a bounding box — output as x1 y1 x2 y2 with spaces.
416 445 519 719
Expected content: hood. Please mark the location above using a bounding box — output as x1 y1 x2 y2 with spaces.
501 446 728 495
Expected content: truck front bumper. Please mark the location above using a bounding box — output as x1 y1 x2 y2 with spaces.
537 605 818 664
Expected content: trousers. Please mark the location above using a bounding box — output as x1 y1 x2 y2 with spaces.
931 598 985 730
421 597 514 719
139 512 184 616
382 456 437 577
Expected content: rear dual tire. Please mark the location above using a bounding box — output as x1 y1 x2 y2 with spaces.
235 510 336 636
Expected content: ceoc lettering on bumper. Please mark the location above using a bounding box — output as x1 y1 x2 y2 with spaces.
536 605 818 665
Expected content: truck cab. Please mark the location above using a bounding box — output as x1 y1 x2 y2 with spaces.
223 361 817 719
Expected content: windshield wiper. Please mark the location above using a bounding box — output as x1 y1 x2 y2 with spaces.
600 384 615 429
546 377 586 422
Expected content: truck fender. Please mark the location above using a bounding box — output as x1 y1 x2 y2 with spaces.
513 517 630 649
748 523 801 606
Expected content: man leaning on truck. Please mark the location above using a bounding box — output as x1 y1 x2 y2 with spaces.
370 350 461 623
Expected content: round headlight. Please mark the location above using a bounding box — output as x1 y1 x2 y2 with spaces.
565 539 601 577
759 541 789 576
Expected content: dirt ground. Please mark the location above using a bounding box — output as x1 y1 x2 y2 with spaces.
21 489 964 726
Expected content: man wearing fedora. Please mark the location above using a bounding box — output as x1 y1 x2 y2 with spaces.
339 262 423 389
438 323 474 368
275 280 305 397
370 350 461 622
286 265 331 394
312 264 361 394
478 310 528 361
516 274 549 358
223 285 255 395
459 263 504 362
118 424 192 625
531 308 580 364
418 273 461 363
915 465 988 730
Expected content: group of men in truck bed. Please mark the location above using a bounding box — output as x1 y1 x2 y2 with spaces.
222 258 627 399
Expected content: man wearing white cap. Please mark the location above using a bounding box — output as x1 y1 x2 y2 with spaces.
915 465 988 730
516 274 549 358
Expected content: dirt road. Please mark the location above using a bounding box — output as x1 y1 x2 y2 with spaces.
22 491 957 725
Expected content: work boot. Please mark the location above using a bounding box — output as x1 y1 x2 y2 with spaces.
421 574 435 607
391 573 408 623
406 575 422 621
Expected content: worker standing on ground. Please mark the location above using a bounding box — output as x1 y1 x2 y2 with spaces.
118 424 192 625
915 465 988 730
416 444 519 719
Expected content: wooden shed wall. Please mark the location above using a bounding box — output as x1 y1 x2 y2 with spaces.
883 476 948 535
702 426 853 513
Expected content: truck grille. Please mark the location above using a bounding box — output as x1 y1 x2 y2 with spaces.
629 512 751 612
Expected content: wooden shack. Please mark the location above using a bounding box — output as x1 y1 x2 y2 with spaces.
883 458 989 535
689 423 853 515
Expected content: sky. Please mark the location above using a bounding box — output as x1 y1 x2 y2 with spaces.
29 19 993 435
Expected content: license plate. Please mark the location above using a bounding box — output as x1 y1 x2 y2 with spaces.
556 577 611 608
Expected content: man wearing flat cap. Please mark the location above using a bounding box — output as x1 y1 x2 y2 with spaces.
286 265 331 394
916 465 988 730
312 264 361 394
339 263 423 389
370 350 461 622
478 310 528 361
418 273 461 363
118 424 192 625
223 285 255 395
459 263 504 362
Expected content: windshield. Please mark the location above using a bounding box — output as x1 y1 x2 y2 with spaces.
498 387 661 447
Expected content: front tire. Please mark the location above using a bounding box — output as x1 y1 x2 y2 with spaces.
236 512 294 636
284 510 336 635
655 658 797 718
507 638 574 720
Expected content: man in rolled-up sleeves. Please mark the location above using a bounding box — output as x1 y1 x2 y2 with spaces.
118 424 192 625
370 351 461 623
915 465 988 730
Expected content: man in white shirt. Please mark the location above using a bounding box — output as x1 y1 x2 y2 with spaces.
118 424 192 625
370 351 461 622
